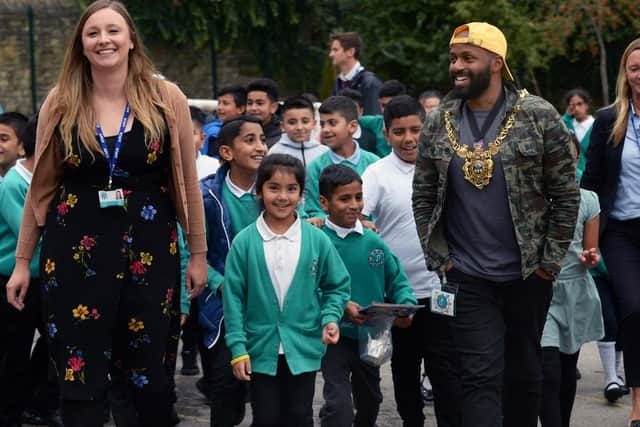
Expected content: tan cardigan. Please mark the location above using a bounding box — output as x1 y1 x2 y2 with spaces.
16 80 207 259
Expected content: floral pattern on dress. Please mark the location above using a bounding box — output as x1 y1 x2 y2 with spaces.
66 153 81 168
161 288 174 317
130 368 149 389
72 235 98 278
47 321 58 338
146 138 163 165
63 347 86 384
72 304 101 324
43 259 60 293
128 317 151 349
120 227 154 286
56 191 78 225
140 204 157 221
169 228 178 255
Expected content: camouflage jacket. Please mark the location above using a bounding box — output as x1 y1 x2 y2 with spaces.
412 81 579 278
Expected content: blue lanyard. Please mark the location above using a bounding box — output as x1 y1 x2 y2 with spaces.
96 104 130 189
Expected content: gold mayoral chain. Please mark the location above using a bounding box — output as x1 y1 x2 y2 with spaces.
444 89 527 190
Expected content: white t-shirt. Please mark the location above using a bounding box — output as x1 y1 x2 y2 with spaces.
362 151 440 298
196 153 220 180
572 115 594 142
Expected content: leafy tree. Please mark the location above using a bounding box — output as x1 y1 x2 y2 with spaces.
339 0 456 94
539 0 640 103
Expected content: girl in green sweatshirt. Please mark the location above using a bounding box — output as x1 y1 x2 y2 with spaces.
222 153 350 426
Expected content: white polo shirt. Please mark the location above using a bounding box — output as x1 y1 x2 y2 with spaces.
256 212 302 354
362 151 440 299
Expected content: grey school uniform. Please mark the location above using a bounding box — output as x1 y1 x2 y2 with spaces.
541 189 604 354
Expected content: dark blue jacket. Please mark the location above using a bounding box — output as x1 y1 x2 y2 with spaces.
581 105 621 235
197 162 232 348
333 68 382 115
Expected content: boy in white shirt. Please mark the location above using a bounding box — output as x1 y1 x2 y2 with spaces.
190 106 219 180
362 95 461 427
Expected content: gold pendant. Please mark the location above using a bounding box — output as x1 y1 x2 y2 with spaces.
462 143 494 190
444 89 528 191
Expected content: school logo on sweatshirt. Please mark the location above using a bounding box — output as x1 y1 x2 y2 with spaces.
368 248 385 269
310 258 319 275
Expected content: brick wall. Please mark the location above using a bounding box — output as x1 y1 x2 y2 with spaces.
0 1 259 115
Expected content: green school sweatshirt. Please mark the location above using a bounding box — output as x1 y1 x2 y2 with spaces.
303 148 380 218
221 181 261 237
322 225 416 339
222 220 351 376
0 165 40 277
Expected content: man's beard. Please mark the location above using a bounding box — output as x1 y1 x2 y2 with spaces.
450 65 492 100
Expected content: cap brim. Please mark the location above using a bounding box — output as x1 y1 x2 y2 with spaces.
502 61 514 81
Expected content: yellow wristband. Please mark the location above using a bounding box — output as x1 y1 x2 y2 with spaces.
230 354 249 366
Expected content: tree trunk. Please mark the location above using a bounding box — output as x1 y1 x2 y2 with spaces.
584 6 609 103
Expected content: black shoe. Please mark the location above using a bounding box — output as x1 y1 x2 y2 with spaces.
22 409 49 425
629 420 640 427
48 410 64 427
619 376 631 395
233 402 246 425
169 408 180 426
180 350 200 376
196 377 211 401
575 367 582 380
604 381 626 403
421 385 434 403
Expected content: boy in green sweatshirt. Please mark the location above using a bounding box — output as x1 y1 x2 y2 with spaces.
317 164 417 427
303 96 379 219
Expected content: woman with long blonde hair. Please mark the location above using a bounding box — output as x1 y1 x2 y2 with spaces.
5 1 208 425
582 37 640 426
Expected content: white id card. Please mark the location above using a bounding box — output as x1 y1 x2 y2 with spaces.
430 288 456 317
98 189 125 208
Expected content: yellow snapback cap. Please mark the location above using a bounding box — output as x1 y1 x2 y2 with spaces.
450 22 514 81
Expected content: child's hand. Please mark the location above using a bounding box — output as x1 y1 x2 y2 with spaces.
361 220 378 233
322 322 340 345
306 217 324 228
232 357 252 381
394 314 414 329
180 314 188 327
578 248 600 268
345 301 368 325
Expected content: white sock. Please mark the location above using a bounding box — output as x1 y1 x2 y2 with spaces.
422 374 432 391
616 350 624 379
598 341 619 385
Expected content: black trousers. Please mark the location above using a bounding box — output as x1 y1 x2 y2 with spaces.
601 218 640 386
539 348 580 427
181 300 200 353
320 337 382 427
446 268 553 427
593 275 619 343
250 355 315 427
200 324 247 427
390 298 461 427
0 275 56 426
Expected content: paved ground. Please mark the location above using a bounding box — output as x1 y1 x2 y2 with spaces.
163 341 631 427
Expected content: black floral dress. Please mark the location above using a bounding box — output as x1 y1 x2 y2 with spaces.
40 118 181 400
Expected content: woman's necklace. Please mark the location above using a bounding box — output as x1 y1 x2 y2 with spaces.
444 89 527 190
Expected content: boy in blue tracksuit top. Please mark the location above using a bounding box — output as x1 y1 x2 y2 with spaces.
317 164 417 427
202 85 247 158
198 115 267 426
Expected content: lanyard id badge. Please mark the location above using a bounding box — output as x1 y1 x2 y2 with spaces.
430 270 457 317
96 104 129 208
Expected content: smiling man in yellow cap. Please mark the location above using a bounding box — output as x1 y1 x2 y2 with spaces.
412 22 580 427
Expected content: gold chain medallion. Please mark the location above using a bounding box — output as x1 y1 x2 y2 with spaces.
444 90 526 190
